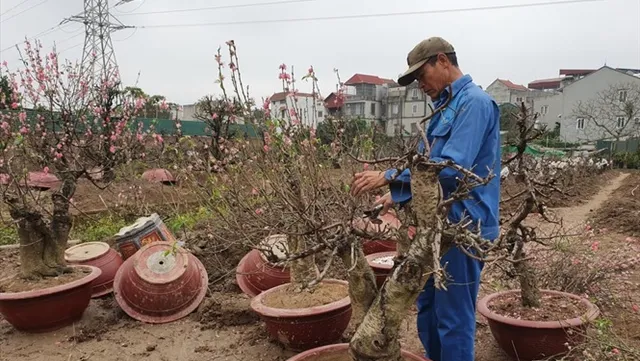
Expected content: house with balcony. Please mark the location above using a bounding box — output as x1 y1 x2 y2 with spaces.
342 73 396 129
532 66 640 143
385 82 433 137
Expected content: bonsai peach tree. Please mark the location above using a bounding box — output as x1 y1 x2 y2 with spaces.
183 40 535 361
0 40 160 280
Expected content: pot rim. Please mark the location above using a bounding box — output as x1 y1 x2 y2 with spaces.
236 250 261 298
286 343 429 361
477 289 600 329
250 278 351 318
113 252 209 323
365 251 397 270
0 265 102 300
64 241 111 263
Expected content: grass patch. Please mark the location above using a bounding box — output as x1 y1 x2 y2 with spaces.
0 224 17 245
71 215 128 243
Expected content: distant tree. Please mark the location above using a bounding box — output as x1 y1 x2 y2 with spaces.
0 75 14 110
573 82 640 143
193 95 242 159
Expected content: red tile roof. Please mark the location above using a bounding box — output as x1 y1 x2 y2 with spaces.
344 73 396 86
497 79 528 91
270 91 315 102
324 92 344 109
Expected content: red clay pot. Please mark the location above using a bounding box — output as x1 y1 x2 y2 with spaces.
236 249 290 297
477 289 600 361
250 279 352 351
113 241 208 324
360 213 417 255
0 265 101 333
287 343 430 361
65 241 124 298
365 251 397 288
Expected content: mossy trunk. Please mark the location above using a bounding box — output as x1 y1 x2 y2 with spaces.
8 177 76 279
348 173 446 361
349 229 451 361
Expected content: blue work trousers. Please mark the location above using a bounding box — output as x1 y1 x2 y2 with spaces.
416 246 484 361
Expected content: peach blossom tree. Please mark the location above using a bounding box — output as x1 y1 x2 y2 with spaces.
0 41 162 279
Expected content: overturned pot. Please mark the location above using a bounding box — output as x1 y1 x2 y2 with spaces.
65 241 123 298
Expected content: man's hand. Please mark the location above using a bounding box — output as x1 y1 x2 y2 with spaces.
351 170 389 197
374 192 394 216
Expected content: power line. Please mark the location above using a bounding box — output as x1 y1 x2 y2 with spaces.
116 0 316 16
0 0 31 17
135 0 603 28
1 0 50 22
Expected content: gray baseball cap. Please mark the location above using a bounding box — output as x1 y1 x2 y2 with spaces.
397 37 455 86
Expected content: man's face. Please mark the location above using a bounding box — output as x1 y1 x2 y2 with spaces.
416 54 449 100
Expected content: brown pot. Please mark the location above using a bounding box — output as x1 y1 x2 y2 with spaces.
365 251 397 288
113 241 208 324
477 289 600 361
0 265 101 333
250 279 352 351
65 241 123 298
287 343 430 361
236 249 290 297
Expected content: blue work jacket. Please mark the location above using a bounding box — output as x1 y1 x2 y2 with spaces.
384 75 501 240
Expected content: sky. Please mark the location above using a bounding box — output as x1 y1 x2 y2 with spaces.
1 0 639 106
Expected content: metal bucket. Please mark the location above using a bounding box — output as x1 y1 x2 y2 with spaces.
113 213 177 260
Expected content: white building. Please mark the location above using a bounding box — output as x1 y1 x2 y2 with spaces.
386 82 433 137
485 79 549 106
269 91 325 128
342 73 396 127
533 66 640 143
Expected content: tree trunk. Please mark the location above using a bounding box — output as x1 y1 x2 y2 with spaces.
348 172 444 361
349 229 452 361
337 240 377 329
288 235 320 289
8 177 76 279
514 246 540 308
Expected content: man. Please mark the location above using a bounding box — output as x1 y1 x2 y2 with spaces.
350 37 501 361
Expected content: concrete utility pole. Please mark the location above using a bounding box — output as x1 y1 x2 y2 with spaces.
61 0 135 89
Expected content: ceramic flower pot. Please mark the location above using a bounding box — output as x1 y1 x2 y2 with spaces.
0 265 101 333
113 241 208 324
477 289 600 361
365 251 397 288
236 234 291 297
65 241 123 298
141 168 176 185
250 279 352 351
287 343 430 361
359 213 417 255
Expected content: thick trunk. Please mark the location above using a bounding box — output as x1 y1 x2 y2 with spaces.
287 235 320 289
337 240 377 329
12 210 66 279
8 177 76 280
349 172 444 361
350 229 452 361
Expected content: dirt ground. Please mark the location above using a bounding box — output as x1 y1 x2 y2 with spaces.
1 170 639 361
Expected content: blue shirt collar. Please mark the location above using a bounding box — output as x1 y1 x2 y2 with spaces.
434 74 473 107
